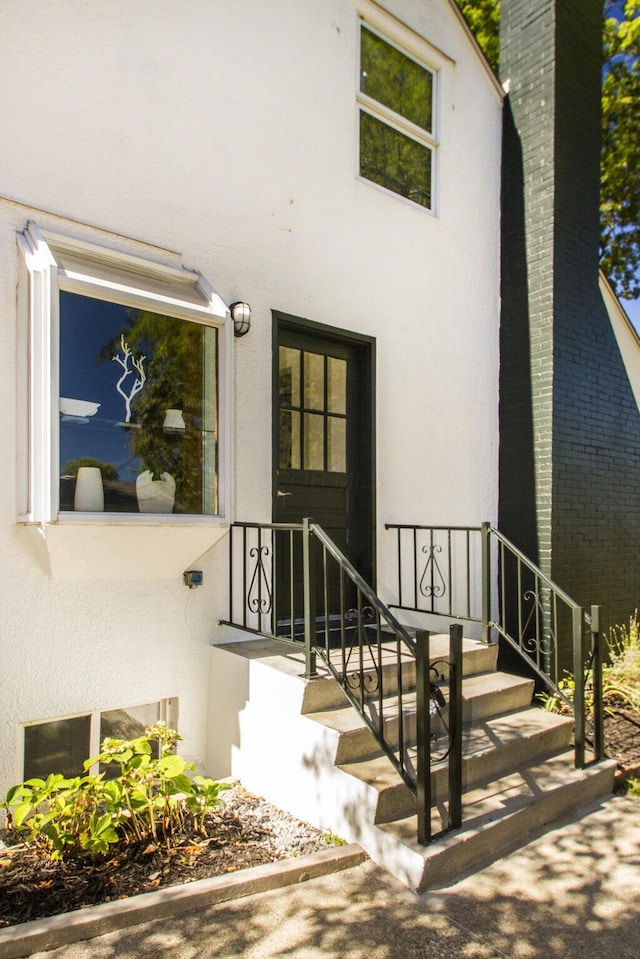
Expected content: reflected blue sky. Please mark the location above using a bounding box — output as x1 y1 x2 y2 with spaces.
59 292 142 482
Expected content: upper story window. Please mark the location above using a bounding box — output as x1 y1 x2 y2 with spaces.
17 223 229 524
358 23 437 210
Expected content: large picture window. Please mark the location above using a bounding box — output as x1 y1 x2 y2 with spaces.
59 292 218 515
17 224 228 524
358 24 436 210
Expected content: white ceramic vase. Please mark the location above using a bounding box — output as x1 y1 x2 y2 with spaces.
136 470 176 513
74 466 104 512
163 409 186 433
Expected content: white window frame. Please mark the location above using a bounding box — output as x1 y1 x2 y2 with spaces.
16 222 232 526
18 698 178 780
355 0 450 214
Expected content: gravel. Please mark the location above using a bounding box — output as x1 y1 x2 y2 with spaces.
222 782 341 858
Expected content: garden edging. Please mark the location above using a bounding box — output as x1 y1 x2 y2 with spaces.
0 844 366 959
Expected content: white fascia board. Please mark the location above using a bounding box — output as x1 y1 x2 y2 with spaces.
58 271 228 324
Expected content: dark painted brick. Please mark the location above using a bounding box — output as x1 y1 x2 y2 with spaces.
499 0 640 671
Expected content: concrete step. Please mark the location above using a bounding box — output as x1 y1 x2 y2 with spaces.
377 752 617 890
311 670 536 764
214 631 616 894
338 706 574 823
305 635 498 712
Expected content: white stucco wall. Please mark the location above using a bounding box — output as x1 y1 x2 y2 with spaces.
0 0 501 791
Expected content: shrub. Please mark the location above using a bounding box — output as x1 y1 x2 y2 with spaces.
621 777 640 798
0 723 228 860
606 611 640 713
538 611 640 717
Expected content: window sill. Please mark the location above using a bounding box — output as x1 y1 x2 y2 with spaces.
18 519 229 580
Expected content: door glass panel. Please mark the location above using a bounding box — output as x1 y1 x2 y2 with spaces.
279 410 301 469
304 413 324 470
327 357 347 414
328 417 346 472
304 352 324 411
279 347 300 407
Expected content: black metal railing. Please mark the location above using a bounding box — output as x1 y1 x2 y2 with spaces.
221 519 463 843
385 522 605 767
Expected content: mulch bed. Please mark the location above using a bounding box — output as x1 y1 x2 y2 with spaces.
605 706 640 776
0 797 307 930
1 711 639 932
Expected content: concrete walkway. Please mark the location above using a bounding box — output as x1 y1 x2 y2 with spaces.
22 795 640 959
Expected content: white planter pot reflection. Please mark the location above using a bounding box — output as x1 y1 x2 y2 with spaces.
136 470 176 513
163 409 186 433
74 467 104 512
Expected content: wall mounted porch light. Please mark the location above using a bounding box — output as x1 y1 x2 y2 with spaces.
230 301 252 337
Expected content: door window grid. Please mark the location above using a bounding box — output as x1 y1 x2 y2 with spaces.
279 347 347 473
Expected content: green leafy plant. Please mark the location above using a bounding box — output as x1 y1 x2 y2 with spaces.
1 724 228 861
538 612 640 719
606 612 640 713
322 832 347 846
621 776 640 798
537 675 578 715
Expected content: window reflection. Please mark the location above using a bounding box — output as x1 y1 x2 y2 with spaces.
59 292 218 515
360 27 433 133
304 413 325 470
23 716 91 780
360 111 432 209
328 357 346 414
279 345 347 475
304 352 324 411
358 25 435 209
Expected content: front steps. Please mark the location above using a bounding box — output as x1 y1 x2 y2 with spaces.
210 631 616 891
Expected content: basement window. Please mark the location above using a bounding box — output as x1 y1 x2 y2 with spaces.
21 699 177 780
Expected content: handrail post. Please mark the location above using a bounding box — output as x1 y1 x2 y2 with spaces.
481 522 491 644
572 606 586 769
448 624 463 830
591 605 604 762
303 517 318 679
415 629 431 845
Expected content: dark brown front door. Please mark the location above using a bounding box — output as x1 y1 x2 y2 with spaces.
273 316 374 625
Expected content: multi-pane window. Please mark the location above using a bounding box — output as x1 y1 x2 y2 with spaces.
358 24 436 210
279 346 347 473
22 701 175 779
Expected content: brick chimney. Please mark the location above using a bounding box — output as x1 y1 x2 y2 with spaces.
498 0 640 666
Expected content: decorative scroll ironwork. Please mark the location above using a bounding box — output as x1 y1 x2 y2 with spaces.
344 606 381 693
419 544 446 599
428 660 453 764
521 588 557 660
247 545 273 614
